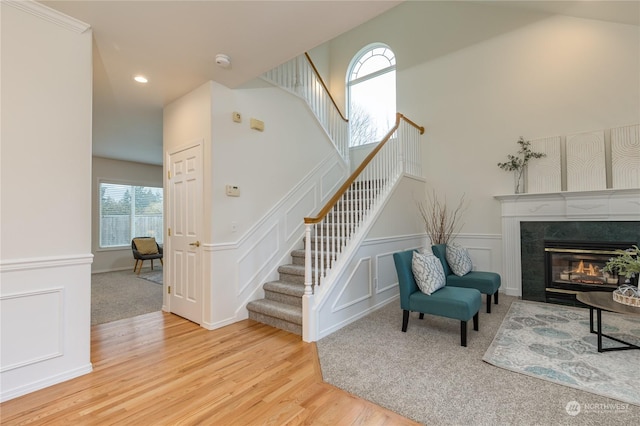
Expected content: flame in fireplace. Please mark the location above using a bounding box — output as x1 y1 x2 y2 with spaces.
573 260 599 276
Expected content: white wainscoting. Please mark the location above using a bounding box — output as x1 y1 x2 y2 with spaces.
202 153 348 330
331 257 373 312
0 255 93 402
451 234 503 276
1 288 64 372
316 234 425 339
315 232 503 340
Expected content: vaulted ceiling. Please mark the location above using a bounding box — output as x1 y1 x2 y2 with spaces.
39 1 639 166
40 0 402 165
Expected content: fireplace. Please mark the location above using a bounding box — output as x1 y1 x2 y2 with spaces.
495 189 640 301
544 240 636 305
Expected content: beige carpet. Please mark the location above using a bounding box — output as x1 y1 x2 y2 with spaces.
316 295 640 425
91 269 163 325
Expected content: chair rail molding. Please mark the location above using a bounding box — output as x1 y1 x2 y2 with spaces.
0 254 94 272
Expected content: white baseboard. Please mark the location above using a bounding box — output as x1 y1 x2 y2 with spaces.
0 363 93 403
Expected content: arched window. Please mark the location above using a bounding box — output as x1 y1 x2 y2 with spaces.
347 43 396 147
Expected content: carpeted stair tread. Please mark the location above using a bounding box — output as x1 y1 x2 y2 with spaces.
263 280 306 297
246 299 302 325
278 264 306 276
278 263 318 285
290 249 337 265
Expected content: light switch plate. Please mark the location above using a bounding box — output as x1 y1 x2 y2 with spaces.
225 185 240 197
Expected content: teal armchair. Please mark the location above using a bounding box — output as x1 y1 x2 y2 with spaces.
432 244 501 313
393 249 481 347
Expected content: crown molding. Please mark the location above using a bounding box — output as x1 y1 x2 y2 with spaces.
5 0 91 34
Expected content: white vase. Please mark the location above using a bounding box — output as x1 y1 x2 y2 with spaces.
514 168 525 194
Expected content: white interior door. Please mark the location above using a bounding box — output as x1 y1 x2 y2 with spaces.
168 144 203 324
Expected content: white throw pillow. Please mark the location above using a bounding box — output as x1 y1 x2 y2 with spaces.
418 246 433 255
412 251 446 295
446 243 473 276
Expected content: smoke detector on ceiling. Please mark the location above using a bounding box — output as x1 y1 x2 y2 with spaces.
215 54 231 69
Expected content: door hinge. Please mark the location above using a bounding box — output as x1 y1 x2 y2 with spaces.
168 170 171 180
168 286 171 294
168 227 171 236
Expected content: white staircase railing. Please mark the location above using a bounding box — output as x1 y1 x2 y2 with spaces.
261 52 425 341
303 113 424 296
262 53 349 162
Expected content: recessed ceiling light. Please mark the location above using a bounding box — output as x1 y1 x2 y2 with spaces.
134 75 148 83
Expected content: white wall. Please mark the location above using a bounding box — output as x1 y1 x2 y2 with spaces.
91 157 163 273
0 2 93 401
210 79 342 242
324 2 640 235
307 44 332 86
164 79 347 329
404 15 639 234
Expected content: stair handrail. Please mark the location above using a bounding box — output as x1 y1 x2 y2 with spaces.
304 113 424 225
303 53 348 122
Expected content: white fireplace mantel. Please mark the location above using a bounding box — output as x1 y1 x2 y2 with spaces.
495 188 640 296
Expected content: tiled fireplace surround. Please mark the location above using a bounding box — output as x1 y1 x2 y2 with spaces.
495 188 640 299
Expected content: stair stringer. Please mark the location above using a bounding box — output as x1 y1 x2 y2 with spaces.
303 173 427 342
202 152 348 331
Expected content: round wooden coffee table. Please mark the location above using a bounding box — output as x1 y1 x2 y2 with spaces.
576 291 640 352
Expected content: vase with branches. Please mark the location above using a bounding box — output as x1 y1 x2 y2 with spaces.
417 190 467 245
497 136 546 193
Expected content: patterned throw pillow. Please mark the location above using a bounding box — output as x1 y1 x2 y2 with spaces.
446 243 473 276
412 251 446 295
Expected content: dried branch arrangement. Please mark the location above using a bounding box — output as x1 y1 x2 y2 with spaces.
417 190 467 245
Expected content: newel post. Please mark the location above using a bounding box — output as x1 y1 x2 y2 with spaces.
397 119 405 173
303 223 316 342
304 223 313 295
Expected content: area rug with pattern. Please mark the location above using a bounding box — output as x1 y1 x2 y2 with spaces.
483 300 640 406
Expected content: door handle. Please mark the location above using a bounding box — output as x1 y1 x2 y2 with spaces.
189 241 201 247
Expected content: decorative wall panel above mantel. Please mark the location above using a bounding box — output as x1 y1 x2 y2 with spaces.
522 124 639 194
566 131 606 192
527 136 561 193
611 124 640 189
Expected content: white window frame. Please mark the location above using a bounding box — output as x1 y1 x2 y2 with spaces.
346 43 396 147
98 179 164 249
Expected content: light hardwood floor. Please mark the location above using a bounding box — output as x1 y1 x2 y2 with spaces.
1 312 419 425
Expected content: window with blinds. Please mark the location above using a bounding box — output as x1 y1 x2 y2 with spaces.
99 182 163 248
